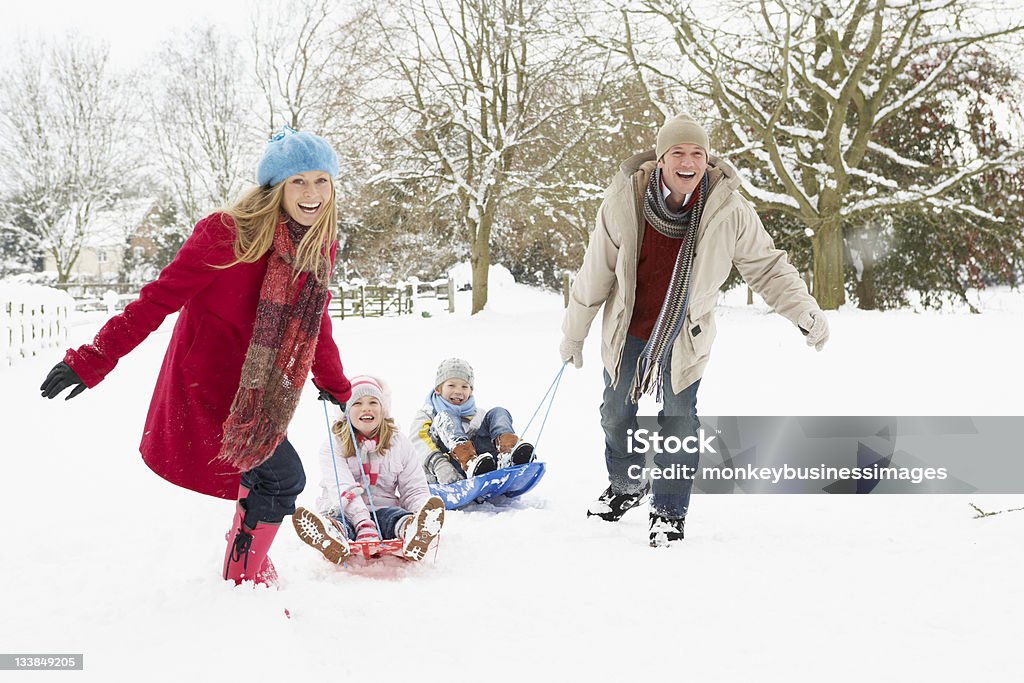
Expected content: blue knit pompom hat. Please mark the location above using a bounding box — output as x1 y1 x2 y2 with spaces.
256 126 340 187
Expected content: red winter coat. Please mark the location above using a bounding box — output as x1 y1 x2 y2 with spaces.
64 213 352 500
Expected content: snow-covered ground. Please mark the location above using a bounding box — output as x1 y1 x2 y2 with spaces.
2 279 1022 681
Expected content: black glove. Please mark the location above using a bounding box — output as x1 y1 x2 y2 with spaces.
40 362 86 400
317 389 345 411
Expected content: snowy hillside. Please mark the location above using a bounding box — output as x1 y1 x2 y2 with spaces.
2 279 1022 681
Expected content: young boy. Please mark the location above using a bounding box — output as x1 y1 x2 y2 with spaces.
410 358 536 484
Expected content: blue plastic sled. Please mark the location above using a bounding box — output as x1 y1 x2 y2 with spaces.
429 462 546 510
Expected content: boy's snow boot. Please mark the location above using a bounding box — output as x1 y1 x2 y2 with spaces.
495 434 536 468
223 505 281 585
223 487 280 586
587 483 650 522
398 496 445 561
292 507 351 564
466 453 497 477
649 511 686 547
451 441 496 478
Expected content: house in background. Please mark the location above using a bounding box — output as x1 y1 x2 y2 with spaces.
42 200 161 282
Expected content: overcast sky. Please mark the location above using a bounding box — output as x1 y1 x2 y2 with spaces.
3 0 1023 72
1 0 253 69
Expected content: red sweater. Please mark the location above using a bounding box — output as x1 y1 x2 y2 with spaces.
628 191 699 340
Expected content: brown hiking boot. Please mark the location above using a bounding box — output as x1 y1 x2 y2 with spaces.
292 507 350 564
495 433 518 454
400 496 445 561
450 441 477 469
495 433 535 468
450 441 496 478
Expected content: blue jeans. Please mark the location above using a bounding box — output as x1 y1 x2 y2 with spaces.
430 407 515 455
331 506 411 540
601 335 700 519
239 438 306 528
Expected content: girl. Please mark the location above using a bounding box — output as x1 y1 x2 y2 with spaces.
293 375 445 563
39 127 352 585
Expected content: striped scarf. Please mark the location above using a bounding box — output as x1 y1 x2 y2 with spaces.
216 214 330 471
629 168 708 403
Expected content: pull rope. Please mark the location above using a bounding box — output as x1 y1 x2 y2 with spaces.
323 401 384 539
507 362 567 455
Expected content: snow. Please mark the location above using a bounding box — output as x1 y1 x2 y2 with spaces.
2 279 1023 681
446 261 516 290
866 140 930 170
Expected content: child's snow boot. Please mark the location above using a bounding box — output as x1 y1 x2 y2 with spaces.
587 483 650 522
451 441 496 478
398 496 445 561
495 433 535 468
292 507 351 564
649 511 686 547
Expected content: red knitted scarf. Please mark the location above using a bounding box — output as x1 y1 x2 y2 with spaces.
216 214 330 471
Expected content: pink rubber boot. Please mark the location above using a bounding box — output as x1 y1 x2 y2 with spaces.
223 486 280 586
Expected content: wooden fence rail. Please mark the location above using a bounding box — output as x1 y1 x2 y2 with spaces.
330 284 415 319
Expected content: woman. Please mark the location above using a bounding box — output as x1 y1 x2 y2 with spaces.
40 127 352 585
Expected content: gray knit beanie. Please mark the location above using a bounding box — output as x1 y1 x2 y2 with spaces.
656 113 710 159
435 358 474 388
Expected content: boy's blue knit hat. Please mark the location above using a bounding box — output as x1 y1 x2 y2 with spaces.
256 126 339 187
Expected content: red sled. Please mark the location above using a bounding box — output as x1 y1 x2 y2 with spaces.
346 538 405 560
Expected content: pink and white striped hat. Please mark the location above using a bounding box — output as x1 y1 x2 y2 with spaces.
347 375 392 415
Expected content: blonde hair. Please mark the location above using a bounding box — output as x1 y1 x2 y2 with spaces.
217 180 337 279
331 416 399 459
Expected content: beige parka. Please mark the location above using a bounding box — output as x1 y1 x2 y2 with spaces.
561 151 819 393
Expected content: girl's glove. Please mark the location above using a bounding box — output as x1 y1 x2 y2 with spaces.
338 485 365 513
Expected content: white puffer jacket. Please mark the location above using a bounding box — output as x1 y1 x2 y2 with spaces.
408 399 489 468
315 429 433 529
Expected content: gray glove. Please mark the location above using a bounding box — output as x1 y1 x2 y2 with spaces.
427 452 464 485
559 337 584 368
797 310 829 352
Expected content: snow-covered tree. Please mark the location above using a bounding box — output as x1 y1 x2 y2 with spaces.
857 47 1024 310
250 0 372 136
0 38 140 284
366 0 601 313
499 73 663 288
148 26 257 226
606 0 1024 309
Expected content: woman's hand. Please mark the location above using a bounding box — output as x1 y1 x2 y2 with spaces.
40 362 86 400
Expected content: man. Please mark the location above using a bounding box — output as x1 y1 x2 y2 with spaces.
559 113 828 547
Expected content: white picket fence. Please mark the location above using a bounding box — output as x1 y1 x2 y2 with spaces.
0 284 75 367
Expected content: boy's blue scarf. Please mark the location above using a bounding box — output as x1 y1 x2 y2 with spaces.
429 391 477 418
